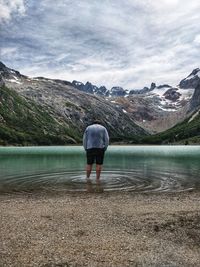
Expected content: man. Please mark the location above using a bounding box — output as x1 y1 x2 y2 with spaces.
83 120 109 181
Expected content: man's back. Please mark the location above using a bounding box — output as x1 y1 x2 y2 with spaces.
83 124 109 150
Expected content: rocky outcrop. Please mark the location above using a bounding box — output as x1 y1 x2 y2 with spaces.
129 86 149 95
179 68 200 89
72 80 109 96
164 88 181 102
129 83 156 95
72 81 130 97
150 82 156 90
0 61 26 80
189 80 200 111
110 87 127 97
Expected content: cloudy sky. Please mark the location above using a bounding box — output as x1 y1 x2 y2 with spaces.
0 0 200 89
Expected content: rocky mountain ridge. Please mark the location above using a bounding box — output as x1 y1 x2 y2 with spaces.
60 71 200 133
0 62 148 145
179 68 200 89
178 68 200 112
1 61 200 144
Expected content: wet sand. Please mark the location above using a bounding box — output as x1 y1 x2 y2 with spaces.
0 190 200 267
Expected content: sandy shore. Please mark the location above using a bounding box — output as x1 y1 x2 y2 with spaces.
0 190 200 267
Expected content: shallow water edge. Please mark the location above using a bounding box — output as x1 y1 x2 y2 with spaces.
0 145 200 194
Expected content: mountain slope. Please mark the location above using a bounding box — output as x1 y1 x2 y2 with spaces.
141 108 200 144
0 62 148 145
189 80 200 112
179 68 200 89
0 85 80 145
1 61 200 145
71 78 195 134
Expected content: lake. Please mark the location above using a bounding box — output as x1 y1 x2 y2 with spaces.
0 146 200 193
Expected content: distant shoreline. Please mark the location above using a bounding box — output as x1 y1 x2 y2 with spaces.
0 143 200 147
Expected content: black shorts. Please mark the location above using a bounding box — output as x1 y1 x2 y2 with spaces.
86 148 105 165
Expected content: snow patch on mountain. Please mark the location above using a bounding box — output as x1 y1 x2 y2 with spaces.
147 86 194 112
8 79 22 84
6 75 22 84
151 86 171 97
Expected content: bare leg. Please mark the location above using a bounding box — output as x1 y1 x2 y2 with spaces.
96 164 102 181
86 164 92 179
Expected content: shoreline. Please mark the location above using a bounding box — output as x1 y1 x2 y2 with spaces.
0 190 200 267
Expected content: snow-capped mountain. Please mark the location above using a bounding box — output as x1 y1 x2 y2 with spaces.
146 84 194 112
70 78 196 114
72 80 109 96
1 59 197 115
1 61 200 135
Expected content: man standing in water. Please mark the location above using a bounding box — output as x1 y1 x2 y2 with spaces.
83 120 109 182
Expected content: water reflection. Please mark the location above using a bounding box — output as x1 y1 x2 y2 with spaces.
86 179 104 193
0 146 200 193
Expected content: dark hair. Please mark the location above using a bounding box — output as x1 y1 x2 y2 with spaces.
91 120 101 125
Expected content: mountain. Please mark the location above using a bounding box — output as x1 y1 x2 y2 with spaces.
0 61 27 81
178 68 200 112
129 82 156 95
116 82 195 133
72 81 129 97
69 77 196 133
140 73 200 144
141 107 200 145
71 80 157 97
68 77 195 133
0 62 148 145
1 61 200 145
0 85 77 145
72 80 109 96
179 68 200 89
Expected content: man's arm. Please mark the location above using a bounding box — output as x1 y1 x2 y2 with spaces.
83 129 87 150
104 128 109 150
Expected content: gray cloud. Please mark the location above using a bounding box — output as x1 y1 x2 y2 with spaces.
0 0 200 89
0 0 26 22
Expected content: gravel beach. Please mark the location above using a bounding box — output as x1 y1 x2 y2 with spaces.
0 190 200 267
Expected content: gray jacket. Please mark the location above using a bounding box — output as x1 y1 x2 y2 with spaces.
83 124 109 150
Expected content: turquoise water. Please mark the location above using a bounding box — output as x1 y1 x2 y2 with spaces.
0 146 200 193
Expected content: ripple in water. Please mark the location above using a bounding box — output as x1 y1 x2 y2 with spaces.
0 168 196 193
